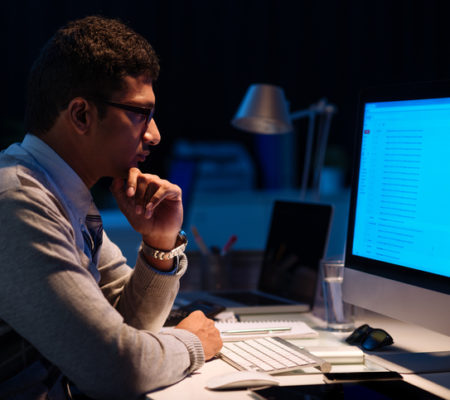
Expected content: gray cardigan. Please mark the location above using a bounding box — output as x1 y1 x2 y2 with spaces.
0 135 204 399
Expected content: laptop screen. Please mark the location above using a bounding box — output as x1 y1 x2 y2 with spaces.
258 200 333 306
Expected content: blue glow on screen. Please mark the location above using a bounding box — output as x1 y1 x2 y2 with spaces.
352 97 450 278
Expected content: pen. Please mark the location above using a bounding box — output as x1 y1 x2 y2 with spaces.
191 225 210 256
220 234 237 256
221 327 292 335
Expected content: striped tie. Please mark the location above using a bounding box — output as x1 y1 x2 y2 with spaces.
83 213 103 266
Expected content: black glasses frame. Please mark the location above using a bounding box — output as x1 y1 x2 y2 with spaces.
345 324 393 351
101 100 155 125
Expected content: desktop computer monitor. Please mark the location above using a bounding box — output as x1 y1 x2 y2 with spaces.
343 80 450 336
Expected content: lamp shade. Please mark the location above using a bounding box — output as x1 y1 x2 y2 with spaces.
231 84 294 134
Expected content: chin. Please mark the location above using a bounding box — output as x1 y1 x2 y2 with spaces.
111 167 132 179
128 162 140 170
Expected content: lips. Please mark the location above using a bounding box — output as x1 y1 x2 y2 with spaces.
135 153 148 163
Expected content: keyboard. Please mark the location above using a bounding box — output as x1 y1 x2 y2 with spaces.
220 336 331 374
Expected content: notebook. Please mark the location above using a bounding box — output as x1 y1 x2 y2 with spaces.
216 319 318 341
178 200 333 314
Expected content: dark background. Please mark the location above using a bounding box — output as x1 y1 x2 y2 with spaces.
2 0 450 195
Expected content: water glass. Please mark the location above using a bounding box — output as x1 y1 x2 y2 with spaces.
321 259 354 331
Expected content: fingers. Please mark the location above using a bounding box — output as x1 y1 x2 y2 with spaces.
110 177 125 196
119 168 182 219
175 310 223 360
176 310 207 325
142 184 182 219
125 167 140 197
134 176 153 216
110 170 138 200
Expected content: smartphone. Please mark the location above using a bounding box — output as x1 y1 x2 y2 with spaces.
323 371 402 383
163 300 226 326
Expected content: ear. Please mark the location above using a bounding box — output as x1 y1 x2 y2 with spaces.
67 97 94 135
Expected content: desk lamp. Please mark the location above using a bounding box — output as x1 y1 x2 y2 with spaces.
231 83 336 199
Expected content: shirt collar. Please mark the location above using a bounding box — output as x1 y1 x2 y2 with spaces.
21 133 95 218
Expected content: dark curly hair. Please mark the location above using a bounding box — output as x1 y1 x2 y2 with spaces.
25 15 160 135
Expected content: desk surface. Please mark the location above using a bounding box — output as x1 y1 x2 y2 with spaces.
148 310 450 400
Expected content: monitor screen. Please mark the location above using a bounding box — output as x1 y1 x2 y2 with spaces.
343 81 450 335
353 97 450 279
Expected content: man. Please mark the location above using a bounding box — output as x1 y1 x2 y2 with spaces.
0 15 222 399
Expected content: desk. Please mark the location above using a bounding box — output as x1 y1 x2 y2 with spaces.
148 310 450 399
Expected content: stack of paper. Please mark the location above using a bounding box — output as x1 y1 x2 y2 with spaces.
305 345 365 364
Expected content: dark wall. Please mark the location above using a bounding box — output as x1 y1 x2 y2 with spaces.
3 0 450 185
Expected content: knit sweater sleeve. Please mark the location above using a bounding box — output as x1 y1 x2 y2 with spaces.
0 182 204 399
97 234 188 332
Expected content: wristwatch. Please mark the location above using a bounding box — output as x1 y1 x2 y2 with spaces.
142 230 188 260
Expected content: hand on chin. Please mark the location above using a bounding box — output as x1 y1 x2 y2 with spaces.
110 168 183 246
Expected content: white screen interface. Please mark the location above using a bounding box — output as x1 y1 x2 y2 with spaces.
352 97 450 278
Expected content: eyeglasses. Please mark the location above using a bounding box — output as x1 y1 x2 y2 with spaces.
101 100 155 125
345 324 393 351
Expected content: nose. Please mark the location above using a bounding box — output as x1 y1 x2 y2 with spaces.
143 119 161 146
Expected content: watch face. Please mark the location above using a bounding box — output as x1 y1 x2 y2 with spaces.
179 230 187 242
177 230 188 248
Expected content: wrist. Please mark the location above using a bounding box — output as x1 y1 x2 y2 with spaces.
142 230 188 261
142 229 181 250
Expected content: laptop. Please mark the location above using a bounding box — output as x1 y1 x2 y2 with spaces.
177 200 334 314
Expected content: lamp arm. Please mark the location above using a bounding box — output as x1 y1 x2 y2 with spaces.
299 113 315 199
290 99 337 199
290 108 316 120
290 98 333 119
312 107 336 199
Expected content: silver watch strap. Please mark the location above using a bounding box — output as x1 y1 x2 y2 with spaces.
141 231 187 260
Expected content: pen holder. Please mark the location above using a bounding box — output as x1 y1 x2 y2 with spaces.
201 251 231 291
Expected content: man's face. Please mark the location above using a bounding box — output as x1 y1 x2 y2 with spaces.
93 74 160 178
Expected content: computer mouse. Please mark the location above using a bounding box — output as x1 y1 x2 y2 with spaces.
206 370 280 390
